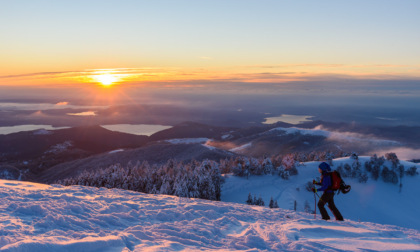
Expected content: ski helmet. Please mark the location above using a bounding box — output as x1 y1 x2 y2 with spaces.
318 162 331 172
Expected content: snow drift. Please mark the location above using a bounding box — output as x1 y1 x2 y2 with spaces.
1 179 420 252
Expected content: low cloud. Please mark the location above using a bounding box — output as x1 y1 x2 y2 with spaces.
67 111 97 116
313 125 400 147
0 71 76 79
30 110 48 117
2 64 420 88
55 102 69 106
271 126 401 148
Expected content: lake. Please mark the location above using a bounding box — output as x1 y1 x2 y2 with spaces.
101 124 172 136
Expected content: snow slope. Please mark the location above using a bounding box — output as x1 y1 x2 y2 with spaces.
221 157 420 231
1 179 420 251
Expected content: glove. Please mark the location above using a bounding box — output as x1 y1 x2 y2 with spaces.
311 188 317 193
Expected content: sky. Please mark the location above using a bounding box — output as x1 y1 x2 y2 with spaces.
1 0 420 89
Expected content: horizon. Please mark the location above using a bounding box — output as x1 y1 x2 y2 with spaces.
1 1 420 89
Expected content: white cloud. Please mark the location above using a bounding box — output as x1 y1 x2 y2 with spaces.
271 126 400 146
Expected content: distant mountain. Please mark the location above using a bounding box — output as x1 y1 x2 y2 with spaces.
2 120 420 184
38 142 238 183
0 125 149 180
207 122 414 157
0 125 149 159
149 121 235 141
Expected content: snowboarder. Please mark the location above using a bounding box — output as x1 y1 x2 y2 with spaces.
312 162 344 221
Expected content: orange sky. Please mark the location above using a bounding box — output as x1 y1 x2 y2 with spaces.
2 64 420 89
1 1 420 88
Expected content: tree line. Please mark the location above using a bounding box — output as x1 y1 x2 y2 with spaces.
57 151 417 201
58 159 222 201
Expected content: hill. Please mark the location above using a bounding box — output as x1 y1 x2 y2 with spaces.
0 125 149 180
0 125 149 159
2 121 420 184
1 179 419 251
37 142 237 183
149 121 235 141
208 124 406 157
221 156 420 230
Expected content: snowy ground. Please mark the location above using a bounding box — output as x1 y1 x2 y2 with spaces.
222 157 420 231
1 179 420 251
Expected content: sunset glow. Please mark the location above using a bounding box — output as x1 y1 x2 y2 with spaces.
1 1 419 89
0 1 418 93
93 74 119 87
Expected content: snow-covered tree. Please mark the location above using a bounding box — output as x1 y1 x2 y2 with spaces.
381 166 398 184
406 166 418 176
358 173 369 183
262 157 274 175
58 159 223 201
385 153 399 169
325 151 335 166
278 166 289 180
282 154 298 176
350 152 359 160
343 163 352 178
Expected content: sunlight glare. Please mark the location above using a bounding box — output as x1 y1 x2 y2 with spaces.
93 74 119 86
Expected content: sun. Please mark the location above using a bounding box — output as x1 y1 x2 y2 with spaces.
93 74 119 87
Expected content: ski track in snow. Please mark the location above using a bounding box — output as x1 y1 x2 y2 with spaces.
1 180 420 252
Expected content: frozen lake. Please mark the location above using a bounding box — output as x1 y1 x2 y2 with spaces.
101 124 172 136
0 125 68 135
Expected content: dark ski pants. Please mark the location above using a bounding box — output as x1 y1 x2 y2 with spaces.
318 192 344 221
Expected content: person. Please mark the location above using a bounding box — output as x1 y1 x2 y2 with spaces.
312 162 344 221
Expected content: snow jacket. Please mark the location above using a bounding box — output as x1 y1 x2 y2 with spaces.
316 171 333 193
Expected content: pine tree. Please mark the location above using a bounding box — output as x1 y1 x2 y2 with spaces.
246 193 253 205
269 197 274 208
257 195 265 206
